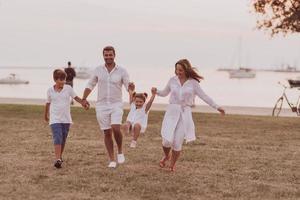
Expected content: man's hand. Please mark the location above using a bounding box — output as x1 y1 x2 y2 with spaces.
128 82 135 91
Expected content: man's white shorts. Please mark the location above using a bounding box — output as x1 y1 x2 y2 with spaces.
96 103 123 131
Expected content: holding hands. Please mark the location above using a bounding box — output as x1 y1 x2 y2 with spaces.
151 87 157 95
128 82 135 92
81 99 90 110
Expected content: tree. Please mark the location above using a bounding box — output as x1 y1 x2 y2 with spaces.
253 0 300 35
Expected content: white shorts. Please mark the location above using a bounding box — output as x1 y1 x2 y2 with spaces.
96 103 123 131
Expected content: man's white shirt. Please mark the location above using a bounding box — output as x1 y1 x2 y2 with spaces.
86 65 130 106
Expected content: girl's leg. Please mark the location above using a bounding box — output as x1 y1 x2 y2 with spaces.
133 123 141 141
122 121 131 135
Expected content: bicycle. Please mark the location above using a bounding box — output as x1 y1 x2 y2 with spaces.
272 82 300 116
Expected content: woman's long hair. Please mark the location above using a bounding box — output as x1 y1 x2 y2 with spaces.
175 59 204 82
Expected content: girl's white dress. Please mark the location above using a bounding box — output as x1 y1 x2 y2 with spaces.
126 103 148 133
157 76 220 143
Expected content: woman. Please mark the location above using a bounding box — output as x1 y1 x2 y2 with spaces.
152 59 225 172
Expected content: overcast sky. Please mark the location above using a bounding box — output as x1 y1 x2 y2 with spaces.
0 0 300 69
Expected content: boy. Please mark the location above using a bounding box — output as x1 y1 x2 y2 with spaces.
44 69 88 168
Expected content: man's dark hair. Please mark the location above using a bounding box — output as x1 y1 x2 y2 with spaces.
68 61 71 66
103 46 115 55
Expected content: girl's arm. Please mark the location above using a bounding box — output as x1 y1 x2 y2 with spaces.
128 89 134 104
44 103 50 122
145 89 156 113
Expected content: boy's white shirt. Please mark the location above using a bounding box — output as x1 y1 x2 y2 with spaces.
86 65 130 107
46 85 77 125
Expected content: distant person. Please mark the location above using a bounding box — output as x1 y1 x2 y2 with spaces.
81 46 135 168
152 59 225 172
122 87 156 148
64 61 76 87
44 69 88 169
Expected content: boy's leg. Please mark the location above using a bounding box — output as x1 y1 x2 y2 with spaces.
61 124 70 159
50 124 63 168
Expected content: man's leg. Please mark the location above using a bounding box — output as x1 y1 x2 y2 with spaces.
103 129 114 162
111 125 122 154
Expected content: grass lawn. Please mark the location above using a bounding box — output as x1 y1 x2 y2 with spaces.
0 104 299 200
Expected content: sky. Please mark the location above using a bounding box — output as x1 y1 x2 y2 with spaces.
0 0 300 69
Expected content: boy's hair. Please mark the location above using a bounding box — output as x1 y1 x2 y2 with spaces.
53 69 67 81
133 92 148 102
103 46 115 55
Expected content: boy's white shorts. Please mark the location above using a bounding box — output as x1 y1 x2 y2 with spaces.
96 103 123 131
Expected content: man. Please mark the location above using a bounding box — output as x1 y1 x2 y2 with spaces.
64 61 76 105
64 61 76 87
82 46 134 168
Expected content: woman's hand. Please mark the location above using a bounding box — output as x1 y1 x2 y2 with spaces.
217 107 225 116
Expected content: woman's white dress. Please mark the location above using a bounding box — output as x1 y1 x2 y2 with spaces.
157 76 220 143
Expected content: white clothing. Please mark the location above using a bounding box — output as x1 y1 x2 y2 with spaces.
126 103 148 133
96 102 123 130
46 85 77 125
157 76 219 109
162 114 185 151
157 76 220 144
86 65 130 106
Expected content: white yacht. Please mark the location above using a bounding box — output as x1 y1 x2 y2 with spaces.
0 73 29 84
228 68 256 79
75 68 91 79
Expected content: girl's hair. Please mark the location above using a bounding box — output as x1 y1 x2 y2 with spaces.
53 69 67 81
133 92 148 102
175 59 204 82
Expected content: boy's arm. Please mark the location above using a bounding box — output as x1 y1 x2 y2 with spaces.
74 96 89 109
44 103 50 122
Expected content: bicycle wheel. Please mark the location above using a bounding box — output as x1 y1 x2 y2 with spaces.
272 97 283 116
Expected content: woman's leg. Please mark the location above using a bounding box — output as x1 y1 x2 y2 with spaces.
160 139 172 167
169 116 185 171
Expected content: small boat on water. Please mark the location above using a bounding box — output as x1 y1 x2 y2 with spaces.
76 68 91 79
288 77 300 88
0 73 29 84
228 68 256 79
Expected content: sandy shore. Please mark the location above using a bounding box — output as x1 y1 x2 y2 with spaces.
0 97 297 117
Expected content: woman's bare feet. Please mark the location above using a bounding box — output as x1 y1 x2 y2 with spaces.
159 156 170 168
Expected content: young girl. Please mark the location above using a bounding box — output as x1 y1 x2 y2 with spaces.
123 88 156 148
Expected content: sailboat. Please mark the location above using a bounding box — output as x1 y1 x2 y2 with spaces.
227 37 256 79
